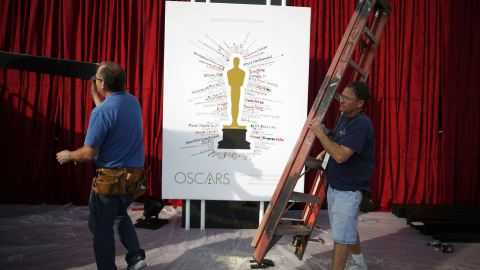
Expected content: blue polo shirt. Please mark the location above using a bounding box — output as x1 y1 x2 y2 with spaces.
84 90 145 168
325 112 375 192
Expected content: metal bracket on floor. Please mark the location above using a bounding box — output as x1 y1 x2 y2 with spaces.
250 259 274 269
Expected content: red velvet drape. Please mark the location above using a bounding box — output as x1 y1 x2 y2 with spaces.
294 0 480 209
1 0 479 209
0 0 171 204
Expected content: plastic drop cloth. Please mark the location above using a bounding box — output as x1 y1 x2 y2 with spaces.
1 203 479 270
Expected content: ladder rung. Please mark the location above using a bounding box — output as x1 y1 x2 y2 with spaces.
348 59 368 79
363 26 379 46
281 217 304 223
291 191 323 205
275 224 312 235
305 156 324 171
376 0 392 16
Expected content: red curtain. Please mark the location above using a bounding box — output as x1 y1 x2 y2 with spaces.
294 0 480 209
1 0 479 209
0 0 171 204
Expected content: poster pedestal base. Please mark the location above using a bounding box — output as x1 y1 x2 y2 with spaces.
218 128 250 149
182 200 268 229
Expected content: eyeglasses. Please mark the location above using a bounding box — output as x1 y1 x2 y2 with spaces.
90 75 103 82
335 92 357 102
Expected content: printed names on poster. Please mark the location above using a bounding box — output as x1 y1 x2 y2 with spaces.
185 32 286 161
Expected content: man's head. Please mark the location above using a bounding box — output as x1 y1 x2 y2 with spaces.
338 81 371 117
346 81 371 108
96 61 126 92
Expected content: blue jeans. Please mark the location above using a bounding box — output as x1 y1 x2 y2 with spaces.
88 188 145 270
327 187 362 245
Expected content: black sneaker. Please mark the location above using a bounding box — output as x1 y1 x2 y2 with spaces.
128 255 147 270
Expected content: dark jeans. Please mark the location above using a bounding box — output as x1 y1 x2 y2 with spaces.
88 189 145 270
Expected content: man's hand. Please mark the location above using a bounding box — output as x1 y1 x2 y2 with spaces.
309 119 355 164
56 145 98 165
309 119 326 137
90 76 104 106
90 76 98 95
316 150 326 161
56 150 71 165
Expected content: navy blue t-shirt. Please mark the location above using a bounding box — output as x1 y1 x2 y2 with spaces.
325 112 375 192
84 90 145 168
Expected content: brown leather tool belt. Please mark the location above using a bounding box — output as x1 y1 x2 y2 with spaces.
92 167 148 197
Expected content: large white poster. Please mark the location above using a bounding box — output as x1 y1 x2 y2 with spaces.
162 2 311 201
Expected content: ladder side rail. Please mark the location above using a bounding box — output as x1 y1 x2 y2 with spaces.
300 0 390 233
306 2 391 221
301 171 326 223
286 0 393 263
293 175 327 259
299 0 385 226
259 128 322 238
251 79 331 248
252 167 305 261
306 0 371 123
251 0 373 248
352 5 390 82
253 0 375 224
251 8 370 247
251 127 314 248
251 16 364 250
253 71 356 255
301 102 344 224
295 0 392 261
295 0 388 237
308 8 386 219
252 0 382 263
252 1 378 264
313 0 376 122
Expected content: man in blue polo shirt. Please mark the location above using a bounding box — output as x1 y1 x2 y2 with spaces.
56 61 146 270
309 81 375 270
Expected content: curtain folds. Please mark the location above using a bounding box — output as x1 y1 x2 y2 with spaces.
1 0 479 208
293 0 479 209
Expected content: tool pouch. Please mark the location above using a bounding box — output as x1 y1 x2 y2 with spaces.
126 168 149 198
93 167 148 197
92 168 127 196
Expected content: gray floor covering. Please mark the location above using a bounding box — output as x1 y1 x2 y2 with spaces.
1 203 479 270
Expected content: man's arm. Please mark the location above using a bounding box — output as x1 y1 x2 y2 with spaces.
309 119 355 164
56 144 99 165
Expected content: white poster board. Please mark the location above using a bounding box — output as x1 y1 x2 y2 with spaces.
162 2 311 201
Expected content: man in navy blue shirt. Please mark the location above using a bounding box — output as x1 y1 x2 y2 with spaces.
57 61 146 270
309 81 375 270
